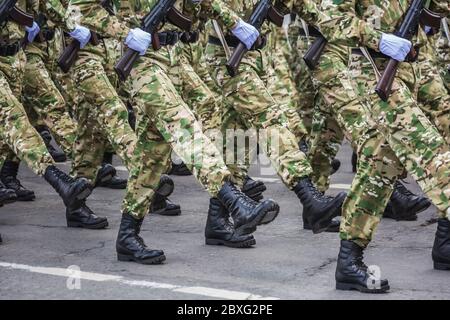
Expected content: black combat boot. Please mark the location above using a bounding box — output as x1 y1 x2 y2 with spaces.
96 153 127 189
0 160 36 201
150 175 181 216
205 198 256 248
169 162 192 176
116 213 166 264
43 165 92 207
352 151 357 173
66 200 109 229
39 129 67 163
217 181 279 235
432 218 450 270
0 180 17 206
336 240 390 293
242 176 266 201
383 181 431 221
294 177 346 234
303 216 340 233
331 158 341 175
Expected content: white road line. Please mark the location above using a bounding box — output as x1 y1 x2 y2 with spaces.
0 262 279 300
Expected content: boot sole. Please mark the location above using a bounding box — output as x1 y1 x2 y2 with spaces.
67 220 109 230
117 253 166 265
385 202 430 221
303 223 339 233
336 282 390 293
434 261 450 270
151 208 181 216
98 183 127 190
0 197 17 205
205 238 256 248
235 205 279 235
16 194 36 201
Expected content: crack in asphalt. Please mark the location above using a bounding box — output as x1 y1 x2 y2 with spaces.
304 258 337 277
65 241 107 256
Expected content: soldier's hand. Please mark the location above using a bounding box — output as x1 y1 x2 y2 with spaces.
379 33 412 62
69 25 92 49
25 22 40 43
125 28 152 56
232 19 260 50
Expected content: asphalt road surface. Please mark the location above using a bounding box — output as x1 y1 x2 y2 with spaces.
1 142 449 300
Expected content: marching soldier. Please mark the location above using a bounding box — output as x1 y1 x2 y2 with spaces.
0 0 102 235
316 0 450 293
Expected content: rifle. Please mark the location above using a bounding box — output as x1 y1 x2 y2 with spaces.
57 31 99 73
303 31 327 70
57 0 118 73
226 0 283 77
114 0 192 81
375 0 438 101
1 0 33 27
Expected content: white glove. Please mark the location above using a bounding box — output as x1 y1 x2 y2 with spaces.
424 25 433 35
231 19 260 50
379 33 412 62
125 28 152 56
69 25 92 49
25 22 40 43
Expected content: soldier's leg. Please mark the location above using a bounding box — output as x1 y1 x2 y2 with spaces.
122 110 172 220
308 99 345 193
349 54 450 217
417 37 450 144
70 100 107 184
72 58 137 173
205 45 346 233
436 31 450 92
0 145 18 206
171 49 252 189
129 59 279 238
23 54 77 157
0 71 93 211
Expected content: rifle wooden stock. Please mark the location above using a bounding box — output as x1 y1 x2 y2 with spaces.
226 42 247 77
267 6 283 27
114 48 140 82
167 7 192 31
57 32 99 73
57 39 80 73
419 8 442 29
9 7 33 27
374 0 423 101
303 36 327 70
375 59 399 101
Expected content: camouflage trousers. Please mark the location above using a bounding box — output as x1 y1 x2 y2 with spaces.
312 49 404 247
70 54 136 183
276 25 345 191
204 43 312 189
0 51 54 175
179 42 255 188
22 53 77 157
126 49 231 198
417 36 450 146
265 28 308 143
436 31 449 92
348 54 450 230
